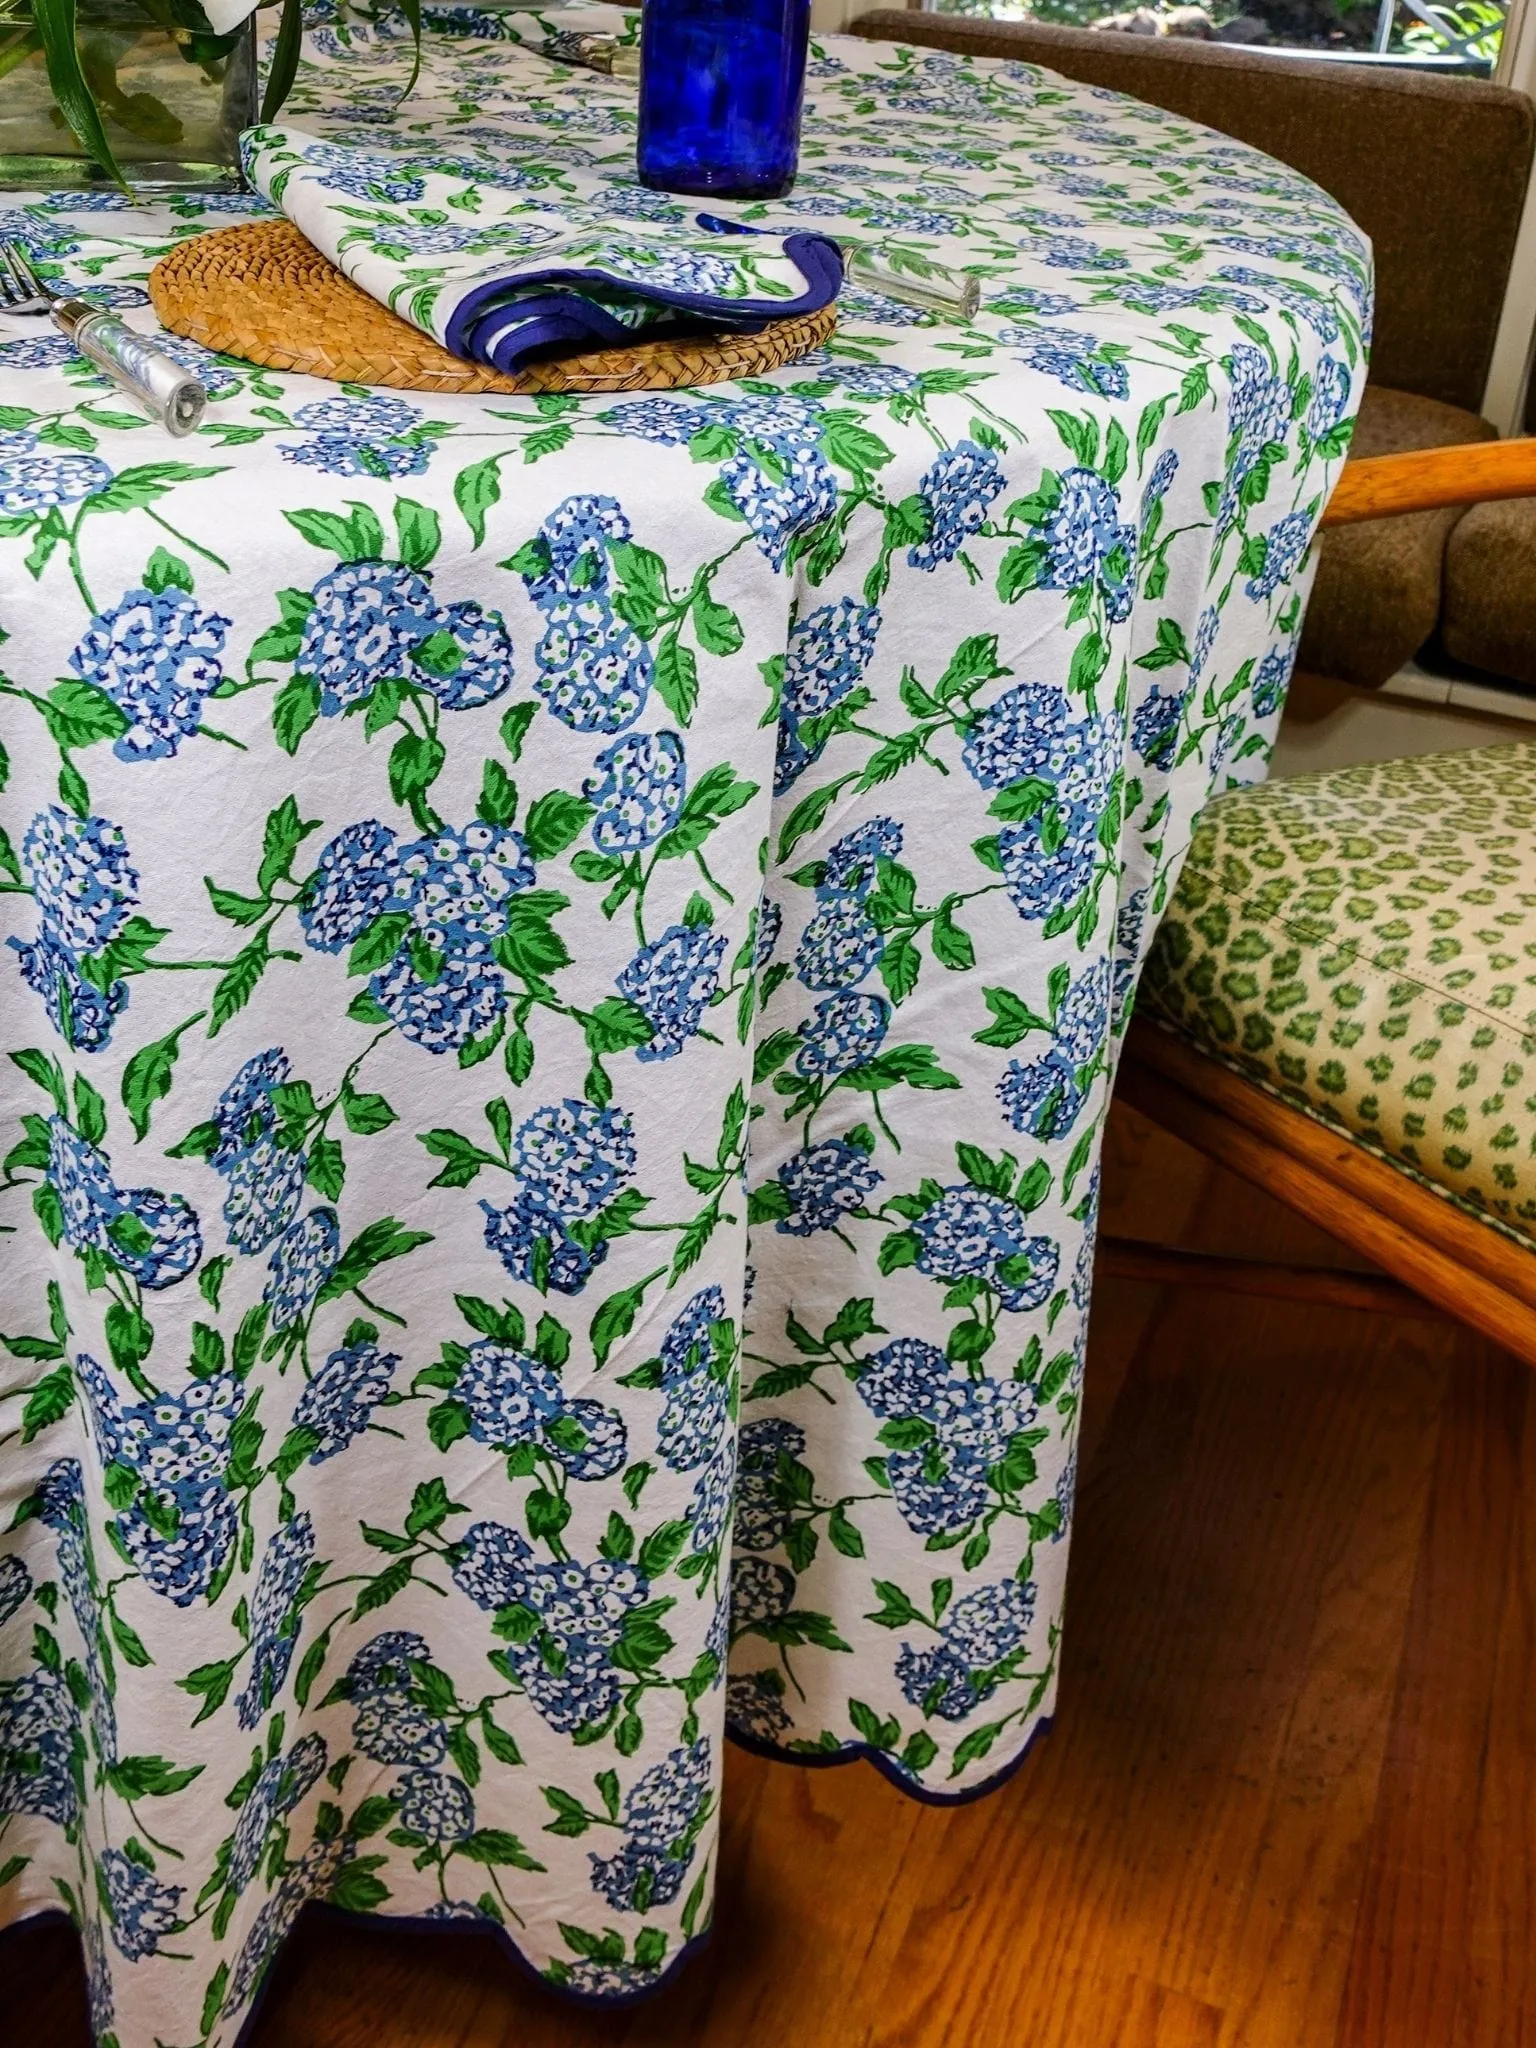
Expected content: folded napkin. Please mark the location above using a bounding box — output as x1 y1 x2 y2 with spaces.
240 126 844 374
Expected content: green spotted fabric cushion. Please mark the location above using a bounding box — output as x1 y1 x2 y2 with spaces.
1141 742 1536 1245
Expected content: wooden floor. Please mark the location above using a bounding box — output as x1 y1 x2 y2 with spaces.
10 1099 1536 2047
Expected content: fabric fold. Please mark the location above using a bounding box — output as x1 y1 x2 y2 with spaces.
240 124 844 373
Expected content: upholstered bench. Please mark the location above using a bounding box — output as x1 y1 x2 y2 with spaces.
1301 389 1497 689
1140 744 1536 1245
1444 500 1536 691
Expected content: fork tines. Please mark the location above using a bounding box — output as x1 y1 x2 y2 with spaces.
0 241 51 313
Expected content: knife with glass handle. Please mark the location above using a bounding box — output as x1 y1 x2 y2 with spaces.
0 241 207 437
842 243 981 322
539 30 641 78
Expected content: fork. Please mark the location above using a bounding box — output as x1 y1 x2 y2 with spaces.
0 244 50 315
0 241 208 436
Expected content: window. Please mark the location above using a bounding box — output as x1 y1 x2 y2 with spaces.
921 0 1515 75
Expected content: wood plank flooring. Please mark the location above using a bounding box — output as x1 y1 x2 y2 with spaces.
7 1099 1536 2047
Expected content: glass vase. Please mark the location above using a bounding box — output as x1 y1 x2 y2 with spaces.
0 0 256 192
638 0 812 202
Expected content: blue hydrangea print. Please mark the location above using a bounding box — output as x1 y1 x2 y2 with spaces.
293 1341 400 1460
794 991 890 1076
421 599 516 709
0 1553 30 1627
45 1122 202 1289
733 1418 806 1552
18 805 138 956
776 598 881 792
997 1050 1085 1139
1246 509 1314 601
1039 467 1135 602
264 1209 340 1331
897 1579 1037 1722
913 1185 1059 1310
599 396 712 446
207 1049 307 1254
373 949 509 1052
513 1099 635 1217
297 561 441 715
1252 643 1294 717
70 587 230 762
392 822 535 955
908 441 1005 570
721 444 838 569
1307 355 1351 439
0 1668 81 1828
795 895 884 990
617 922 726 1060
0 433 111 514
656 1286 732 1473
588 1738 712 1910
299 820 401 954
533 591 652 733
821 816 902 897
452 1525 650 1736
583 731 687 851
1131 685 1187 769
282 393 433 477
482 1191 607 1296
775 1136 882 1235
236 1512 317 1727
101 1847 184 1960
397 1768 477 1843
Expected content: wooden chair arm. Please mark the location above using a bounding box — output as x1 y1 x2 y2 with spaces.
1320 437 1536 527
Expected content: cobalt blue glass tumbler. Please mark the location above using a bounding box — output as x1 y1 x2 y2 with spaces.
638 0 812 201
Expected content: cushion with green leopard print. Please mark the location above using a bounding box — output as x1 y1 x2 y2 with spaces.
1141 742 1536 1246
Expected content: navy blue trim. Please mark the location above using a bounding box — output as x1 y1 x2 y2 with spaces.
783 232 845 307
472 291 639 374
0 1717 1044 2037
727 1709 1056 1807
0 1896 715 2040
447 285 627 365
241 1901 716 2025
695 212 764 237
440 231 843 370
1 1718 1048 2035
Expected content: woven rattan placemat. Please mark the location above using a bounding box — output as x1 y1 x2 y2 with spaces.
147 219 837 394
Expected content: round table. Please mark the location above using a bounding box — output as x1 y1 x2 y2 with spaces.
0 8 1369 2041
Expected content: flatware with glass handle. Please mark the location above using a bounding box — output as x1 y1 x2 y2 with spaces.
0 242 207 437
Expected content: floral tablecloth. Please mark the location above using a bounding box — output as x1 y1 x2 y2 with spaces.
0 8 1369 2042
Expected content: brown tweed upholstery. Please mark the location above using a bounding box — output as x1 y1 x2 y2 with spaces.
849 10 1534 414
1299 386 1497 688
1444 501 1536 689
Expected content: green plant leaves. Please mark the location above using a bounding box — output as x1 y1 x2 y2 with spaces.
260 0 307 121
33 0 124 181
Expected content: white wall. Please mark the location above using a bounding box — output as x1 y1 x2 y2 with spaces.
1483 0 1536 429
